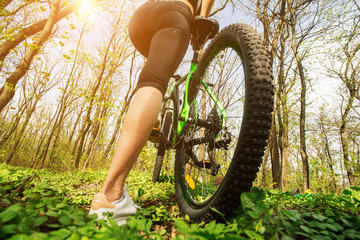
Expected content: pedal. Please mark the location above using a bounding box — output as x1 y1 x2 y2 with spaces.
149 128 161 143
149 119 161 143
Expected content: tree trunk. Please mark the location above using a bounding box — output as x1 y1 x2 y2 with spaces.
6 100 38 163
340 96 355 186
298 60 309 192
287 0 311 192
262 146 270 188
101 97 132 161
31 112 54 168
68 102 85 144
256 0 288 190
319 117 337 190
83 104 106 169
39 103 63 168
47 108 70 168
70 100 88 155
277 30 289 191
0 102 28 147
275 29 290 191
270 115 281 189
74 121 91 169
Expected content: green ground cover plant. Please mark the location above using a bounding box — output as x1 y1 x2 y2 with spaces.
0 164 359 239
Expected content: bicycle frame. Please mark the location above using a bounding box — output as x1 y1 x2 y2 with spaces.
162 53 228 148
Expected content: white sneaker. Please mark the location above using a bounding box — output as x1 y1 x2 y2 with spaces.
89 190 139 226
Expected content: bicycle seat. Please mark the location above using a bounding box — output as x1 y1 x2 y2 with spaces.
190 16 219 47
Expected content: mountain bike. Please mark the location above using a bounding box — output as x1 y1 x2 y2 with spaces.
151 17 274 222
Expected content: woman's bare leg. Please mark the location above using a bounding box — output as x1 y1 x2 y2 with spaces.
100 86 163 202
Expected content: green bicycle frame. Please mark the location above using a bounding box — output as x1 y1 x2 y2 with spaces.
175 62 228 140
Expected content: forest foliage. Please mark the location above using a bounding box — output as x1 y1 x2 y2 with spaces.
0 0 360 237
0 164 359 239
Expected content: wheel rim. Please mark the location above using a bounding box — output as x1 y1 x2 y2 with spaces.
182 45 246 205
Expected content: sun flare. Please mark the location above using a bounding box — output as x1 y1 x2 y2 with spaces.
78 0 97 14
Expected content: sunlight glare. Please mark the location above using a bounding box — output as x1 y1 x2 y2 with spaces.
78 0 97 15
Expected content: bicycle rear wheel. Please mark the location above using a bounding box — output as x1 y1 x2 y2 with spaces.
175 23 274 222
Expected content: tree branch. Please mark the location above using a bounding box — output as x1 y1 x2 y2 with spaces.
0 4 78 63
210 0 231 17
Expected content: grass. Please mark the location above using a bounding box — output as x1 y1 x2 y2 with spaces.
0 164 359 239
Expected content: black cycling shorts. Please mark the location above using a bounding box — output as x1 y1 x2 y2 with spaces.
128 0 192 96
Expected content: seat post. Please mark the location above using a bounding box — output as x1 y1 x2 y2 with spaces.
192 44 201 64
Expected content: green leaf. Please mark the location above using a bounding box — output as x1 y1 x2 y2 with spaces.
46 210 59 217
138 188 145 198
343 189 352 196
281 219 292 228
244 230 264 240
56 203 67 209
343 229 359 239
49 228 71 239
1 224 17 234
145 219 153 233
314 221 327 230
33 215 47 227
312 213 327 222
295 231 311 238
324 210 335 217
17 223 31 236
325 223 339 232
269 233 280 240
0 208 17 222
241 192 255 210
210 207 227 223
281 236 295 240
339 217 352 227
255 219 266 234
248 210 259 219
0 169 11 177
25 233 48 239
66 232 81 240
344 200 355 209
1 197 12 205
254 189 266 201
300 225 312 234
7 233 31 240
59 215 72 225
175 219 191 233
46 223 61 228
281 209 299 222
160 228 167 235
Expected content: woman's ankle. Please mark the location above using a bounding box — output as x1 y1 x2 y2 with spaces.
101 190 123 203
101 180 124 202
